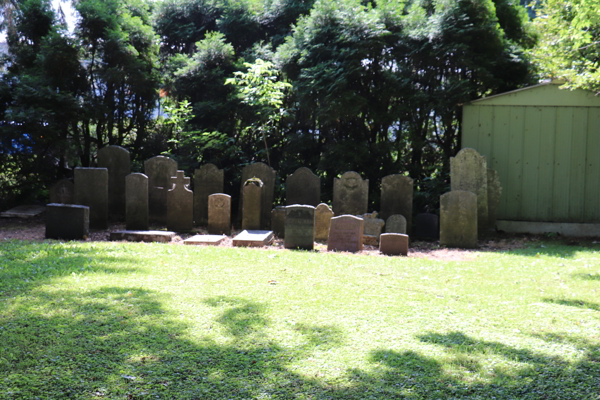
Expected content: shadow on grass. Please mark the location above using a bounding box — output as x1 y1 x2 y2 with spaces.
572 273 600 281
543 297 600 312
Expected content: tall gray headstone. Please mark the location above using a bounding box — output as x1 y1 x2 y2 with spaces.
194 163 224 226
380 174 413 234
97 145 130 218
271 206 286 238
327 215 364 253
440 190 477 248
414 213 439 240
49 179 74 204
239 162 276 229
74 167 108 229
286 167 320 206
208 193 231 235
144 155 177 224
167 171 193 232
314 203 333 242
285 205 315 250
332 171 368 216
242 178 263 231
126 173 149 230
487 168 502 231
450 148 488 233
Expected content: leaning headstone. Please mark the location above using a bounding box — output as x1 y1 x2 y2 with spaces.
314 203 333 241
414 213 439 240
49 179 74 204
242 178 263 230
271 206 286 238
450 148 488 233
386 214 407 234
440 191 477 248
194 163 224 226
487 168 502 231
97 145 130 218
285 205 315 250
208 193 231 235
74 167 108 229
232 230 274 247
125 173 149 230
286 167 320 206
239 162 276 229
380 174 413 234
332 171 369 216
379 233 409 256
327 215 364 253
46 204 89 240
167 170 193 232
144 155 177 224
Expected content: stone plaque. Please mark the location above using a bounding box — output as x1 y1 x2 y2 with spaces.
386 214 407 234
125 173 149 231
239 162 276 229
97 145 130 218
271 206 286 238
1 205 45 218
167 171 193 232
487 168 502 231
440 190 478 248
380 174 413 233
327 215 364 252
46 204 89 240
450 148 488 232
232 230 274 247
314 203 333 242
285 205 315 250
49 179 74 204
242 178 263 230
332 171 368 216
286 167 320 206
144 155 177 224
184 235 226 246
379 233 409 256
414 213 439 240
194 163 224 226
74 167 108 229
208 193 231 235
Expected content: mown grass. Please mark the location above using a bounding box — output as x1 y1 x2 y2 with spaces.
0 239 598 399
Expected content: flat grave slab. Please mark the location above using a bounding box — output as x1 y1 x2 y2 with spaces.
184 235 226 246
1 205 46 218
110 230 176 243
232 230 274 247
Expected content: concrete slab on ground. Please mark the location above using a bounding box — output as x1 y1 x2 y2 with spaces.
1 205 46 218
184 234 226 246
110 230 176 243
232 230 274 247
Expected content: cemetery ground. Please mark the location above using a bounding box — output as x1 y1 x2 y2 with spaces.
0 220 599 399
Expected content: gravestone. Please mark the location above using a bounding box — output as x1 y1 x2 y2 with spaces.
271 206 286 238
194 164 224 226
74 167 108 229
208 193 231 235
314 203 333 241
184 235 226 246
144 155 177 224
386 214 407 234
362 212 385 245
46 204 89 240
110 230 175 243
440 190 477 248
327 215 364 252
286 167 320 206
232 230 274 247
414 213 439 240
285 205 315 250
49 179 74 204
239 162 276 229
450 148 488 233
379 233 409 256
380 174 413 234
242 178 263 230
1 205 45 218
125 173 149 230
167 171 193 232
332 171 369 216
97 145 130 218
487 168 502 231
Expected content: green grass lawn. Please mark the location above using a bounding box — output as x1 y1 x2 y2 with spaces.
0 239 598 399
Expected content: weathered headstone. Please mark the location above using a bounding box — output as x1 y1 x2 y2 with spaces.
239 162 276 229
144 155 177 224
386 214 407 234
285 205 315 250
271 206 286 238
232 230 274 247
208 193 231 235
440 190 478 248
487 168 502 231
97 145 130 218
286 167 320 206
46 204 89 240
379 233 409 256
362 212 385 237
327 215 364 252
332 171 369 216
414 213 439 240
450 148 488 233
167 170 193 232
314 203 333 242
74 167 108 229
380 174 413 234
242 178 263 231
125 173 149 230
49 179 74 204
194 163 224 226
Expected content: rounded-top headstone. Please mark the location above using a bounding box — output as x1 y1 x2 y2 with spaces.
286 167 320 207
333 171 369 216
386 214 407 234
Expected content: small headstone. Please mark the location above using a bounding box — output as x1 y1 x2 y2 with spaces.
380 174 413 233
239 162 276 229
110 230 175 243
363 235 379 246
1 205 46 218
97 145 130 218
327 215 364 253
286 167 320 206
362 212 385 238
333 171 369 216
49 179 74 204
45 204 89 240
144 155 177 224
314 203 333 242
487 168 502 230
386 214 407 234
379 233 409 256
440 190 478 248
208 193 231 235
125 173 149 231
184 235 226 246
194 164 224 226
74 167 108 229
167 171 193 232
242 178 263 231
451 148 488 232
232 230 274 247
414 213 439 240
285 205 315 250
271 206 286 238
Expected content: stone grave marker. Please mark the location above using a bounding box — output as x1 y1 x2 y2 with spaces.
194 163 224 226
126 173 149 230
386 214 407 234
184 235 226 246
327 215 364 252
380 174 413 233
232 230 274 247
414 213 439 240
97 145 130 218
314 203 333 241
1 205 46 218
285 205 315 250
487 168 502 230
379 233 409 256
242 178 263 230
144 155 177 224
208 193 231 235
110 230 175 243
440 190 477 248
450 148 488 232
167 170 193 232
286 167 320 206
271 206 286 238
362 212 385 245
74 167 108 229
49 179 74 204
333 171 368 216
46 204 89 240
239 162 276 229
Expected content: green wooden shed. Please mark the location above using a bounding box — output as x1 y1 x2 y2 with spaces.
462 81 600 235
